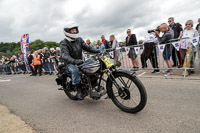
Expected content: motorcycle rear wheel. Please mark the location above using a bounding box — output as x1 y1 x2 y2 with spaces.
63 77 78 100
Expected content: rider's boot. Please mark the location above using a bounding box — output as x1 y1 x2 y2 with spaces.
76 83 84 100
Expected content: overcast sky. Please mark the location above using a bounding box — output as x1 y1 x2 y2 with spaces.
0 0 200 43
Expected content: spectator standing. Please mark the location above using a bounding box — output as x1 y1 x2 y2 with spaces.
168 17 183 67
110 35 120 64
27 51 34 76
196 18 200 34
18 54 26 74
4 57 12 74
180 20 199 76
10 56 18 74
32 51 42 76
125 29 139 71
85 39 92 55
13 56 20 74
101 35 110 49
86 39 91 45
0 60 3 74
155 23 174 77
38 49 44 70
141 32 160 73
56 47 61 66
196 18 200 67
86 39 95 47
42 47 50 75
96 40 105 50
49 48 56 75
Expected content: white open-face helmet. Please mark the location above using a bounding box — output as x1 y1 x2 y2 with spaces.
64 23 79 41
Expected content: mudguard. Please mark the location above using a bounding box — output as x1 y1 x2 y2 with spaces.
106 69 136 98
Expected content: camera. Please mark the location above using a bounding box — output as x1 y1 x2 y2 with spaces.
147 27 160 33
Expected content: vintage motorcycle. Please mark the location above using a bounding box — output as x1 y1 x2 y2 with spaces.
56 50 147 113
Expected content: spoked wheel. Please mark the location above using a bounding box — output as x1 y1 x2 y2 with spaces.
107 72 147 113
63 77 78 100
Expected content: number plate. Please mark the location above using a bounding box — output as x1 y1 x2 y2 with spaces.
101 56 114 68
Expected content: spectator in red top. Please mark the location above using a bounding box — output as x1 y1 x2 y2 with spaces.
101 35 110 49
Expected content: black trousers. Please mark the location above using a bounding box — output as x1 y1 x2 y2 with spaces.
141 46 159 69
34 65 42 75
29 64 35 75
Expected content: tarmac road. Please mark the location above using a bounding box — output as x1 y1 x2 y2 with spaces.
0 74 200 133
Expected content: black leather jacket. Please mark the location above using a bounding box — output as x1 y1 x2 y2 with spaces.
169 23 183 39
61 37 100 65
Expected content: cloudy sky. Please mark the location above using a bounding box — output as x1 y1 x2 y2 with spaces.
0 0 200 43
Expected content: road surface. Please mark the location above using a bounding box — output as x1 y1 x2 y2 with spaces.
0 74 200 133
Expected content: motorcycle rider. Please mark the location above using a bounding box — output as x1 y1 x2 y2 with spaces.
61 23 101 100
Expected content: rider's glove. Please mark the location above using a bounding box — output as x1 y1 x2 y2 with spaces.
74 59 84 65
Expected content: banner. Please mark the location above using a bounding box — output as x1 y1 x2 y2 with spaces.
158 44 166 52
172 41 180 51
21 34 29 53
125 47 130 54
20 34 29 71
134 47 140 55
109 51 114 58
190 37 199 46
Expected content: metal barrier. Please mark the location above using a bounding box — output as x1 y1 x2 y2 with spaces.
1 37 199 78
104 38 200 78
118 44 200 78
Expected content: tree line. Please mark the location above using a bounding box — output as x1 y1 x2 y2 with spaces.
0 39 61 58
0 39 100 58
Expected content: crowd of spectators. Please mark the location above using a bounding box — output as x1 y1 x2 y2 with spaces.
0 17 199 77
0 47 61 76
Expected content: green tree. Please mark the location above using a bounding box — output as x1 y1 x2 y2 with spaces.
0 39 61 58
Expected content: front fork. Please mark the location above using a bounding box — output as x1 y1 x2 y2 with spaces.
106 70 125 98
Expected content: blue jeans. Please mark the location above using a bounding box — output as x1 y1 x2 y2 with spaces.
163 44 172 61
49 63 54 74
43 62 50 74
66 64 81 85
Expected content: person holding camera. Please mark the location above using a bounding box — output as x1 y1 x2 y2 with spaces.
155 23 174 77
141 29 160 73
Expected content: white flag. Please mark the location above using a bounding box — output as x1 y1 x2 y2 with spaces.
134 47 140 55
172 41 180 51
190 37 199 46
125 47 130 54
109 51 114 58
159 44 166 52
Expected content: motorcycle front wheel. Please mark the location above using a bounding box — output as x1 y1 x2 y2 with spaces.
107 72 147 113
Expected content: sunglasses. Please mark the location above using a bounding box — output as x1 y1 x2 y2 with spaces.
127 31 130 33
186 24 191 25
168 21 171 22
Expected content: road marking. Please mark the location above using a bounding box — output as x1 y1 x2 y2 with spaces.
0 79 11 82
138 72 146 77
0 75 29 79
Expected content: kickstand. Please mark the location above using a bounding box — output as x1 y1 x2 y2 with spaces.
58 87 64 90
104 95 109 99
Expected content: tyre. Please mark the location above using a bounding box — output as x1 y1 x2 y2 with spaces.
63 77 78 100
107 72 147 113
